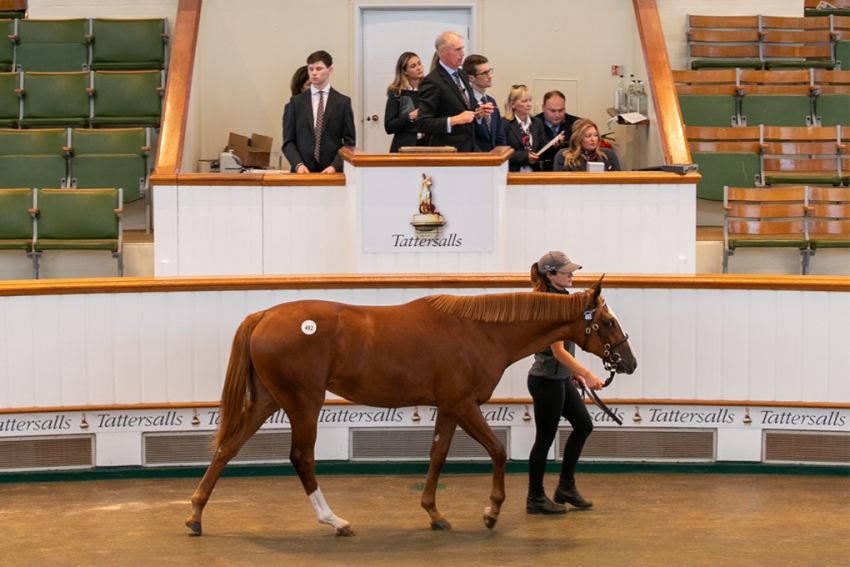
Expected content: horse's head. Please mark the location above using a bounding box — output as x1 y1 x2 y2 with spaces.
580 276 637 375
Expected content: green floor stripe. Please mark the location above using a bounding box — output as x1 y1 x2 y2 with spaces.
0 460 846 484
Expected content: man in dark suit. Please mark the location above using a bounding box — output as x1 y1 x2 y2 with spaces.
416 31 494 152
463 54 506 152
283 50 355 173
534 91 582 171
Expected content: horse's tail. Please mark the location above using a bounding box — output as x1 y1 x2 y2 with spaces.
213 311 266 450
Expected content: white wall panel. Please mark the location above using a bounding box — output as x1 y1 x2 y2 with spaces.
670 288 698 400
158 179 695 276
152 185 178 276
33 295 62 407
84 294 114 404
695 290 723 400
801 292 830 403
178 186 263 276
0 285 847 412
775 291 804 402
113 293 142 404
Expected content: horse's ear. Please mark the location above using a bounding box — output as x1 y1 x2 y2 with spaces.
588 274 604 302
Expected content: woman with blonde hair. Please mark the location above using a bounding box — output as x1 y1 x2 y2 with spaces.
554 118 621 172
501 85 544 172
384 52 427 152
525 251 605 515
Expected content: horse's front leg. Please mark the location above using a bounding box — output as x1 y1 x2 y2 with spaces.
421 409 457 530
455 403 507 530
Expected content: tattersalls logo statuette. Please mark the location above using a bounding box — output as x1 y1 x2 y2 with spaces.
410 173 446 238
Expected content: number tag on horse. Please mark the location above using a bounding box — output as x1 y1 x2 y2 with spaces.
584 310 594 321
301 320 317 335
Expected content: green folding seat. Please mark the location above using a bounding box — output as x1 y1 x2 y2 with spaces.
740 95 813 127
816 94 850 126
0 72 21 127
0 188 34 252
15 19 89 72
70 128 149 202
836 41 850 70
692 152 761 201
32 188 123 278
0 11 25 20
19 71 90 127
90 70 163 126
0 19 14 72
0 128 68 189
90 19 168 70
678 95 738 127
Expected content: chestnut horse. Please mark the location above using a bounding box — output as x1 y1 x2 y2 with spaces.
186 277 636 536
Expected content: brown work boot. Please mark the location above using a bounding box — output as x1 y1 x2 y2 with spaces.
526 488 567 515
554 480 593 509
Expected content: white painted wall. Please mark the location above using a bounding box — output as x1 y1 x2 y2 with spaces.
1 284 847 410
27 0 178 22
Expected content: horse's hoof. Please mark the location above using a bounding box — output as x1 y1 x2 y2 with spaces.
430 518 452 530
483 513 498 530
185 520 202 536
335 524 355 537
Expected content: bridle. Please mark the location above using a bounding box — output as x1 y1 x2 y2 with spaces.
580 299 630 387
578 297 630 426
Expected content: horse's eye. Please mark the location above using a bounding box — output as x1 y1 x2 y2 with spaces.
604 320 614 328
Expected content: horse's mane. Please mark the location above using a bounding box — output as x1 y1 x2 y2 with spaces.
425 292 585 323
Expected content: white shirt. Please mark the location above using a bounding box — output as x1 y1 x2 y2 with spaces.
310 84 330 129
517 116 534 172
438 60 467 133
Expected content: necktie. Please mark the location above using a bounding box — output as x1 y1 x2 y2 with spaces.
314 90 325 164
484 97 492 133
452 71 470 109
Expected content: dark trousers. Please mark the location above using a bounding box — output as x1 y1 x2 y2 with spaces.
527 374 594 492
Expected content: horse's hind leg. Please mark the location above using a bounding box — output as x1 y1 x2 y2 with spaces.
421 410 457 530
285 401 354 537
185 375 278 536
455 403 507 530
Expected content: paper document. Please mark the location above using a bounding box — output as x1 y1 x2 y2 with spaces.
536 132 565 155
817 2 837 9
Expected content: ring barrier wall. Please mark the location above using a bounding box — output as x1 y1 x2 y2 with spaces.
0 274 846 471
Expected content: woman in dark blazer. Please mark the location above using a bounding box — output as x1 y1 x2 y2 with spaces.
501 85 545 172
384 52 427 153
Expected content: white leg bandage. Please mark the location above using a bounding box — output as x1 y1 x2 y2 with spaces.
309 488 349 530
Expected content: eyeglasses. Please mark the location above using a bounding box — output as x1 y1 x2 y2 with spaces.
474 68 494 76
512 84 526 89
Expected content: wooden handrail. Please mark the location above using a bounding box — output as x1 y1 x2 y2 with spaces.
339 146 514 167
0 274 847 297
507 171 701 185
155 0 202 175
149 172 347 186
633 0 691 165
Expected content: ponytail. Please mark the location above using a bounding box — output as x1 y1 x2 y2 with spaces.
530 263 550 293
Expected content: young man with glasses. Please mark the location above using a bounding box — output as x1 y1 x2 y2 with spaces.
462 54 506 152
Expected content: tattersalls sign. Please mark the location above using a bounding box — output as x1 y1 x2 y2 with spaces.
362 170 494 253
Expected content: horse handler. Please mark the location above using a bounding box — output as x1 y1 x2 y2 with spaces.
526 251 605 515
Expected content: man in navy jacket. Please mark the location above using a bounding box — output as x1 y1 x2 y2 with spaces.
463 54 506 152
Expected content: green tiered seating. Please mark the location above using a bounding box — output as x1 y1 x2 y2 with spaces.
687 126 763 201
673 70 739 127
739 70 815 127
0 19 14 71
70 128 149 203
0 188 34 253
14 19 88 72
90 70 164 127
90 18 168 70
0 72 20 127
0 128 67 189
19 71 89 127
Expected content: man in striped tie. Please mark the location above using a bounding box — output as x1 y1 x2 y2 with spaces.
463 54 506 153
283 50 356 173
416 31 494 152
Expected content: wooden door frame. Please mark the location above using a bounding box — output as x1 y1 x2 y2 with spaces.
352 2 480 152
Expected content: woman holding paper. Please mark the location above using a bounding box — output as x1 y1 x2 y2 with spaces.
384 52 427 153
553 119 621 172
501 85 545 172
